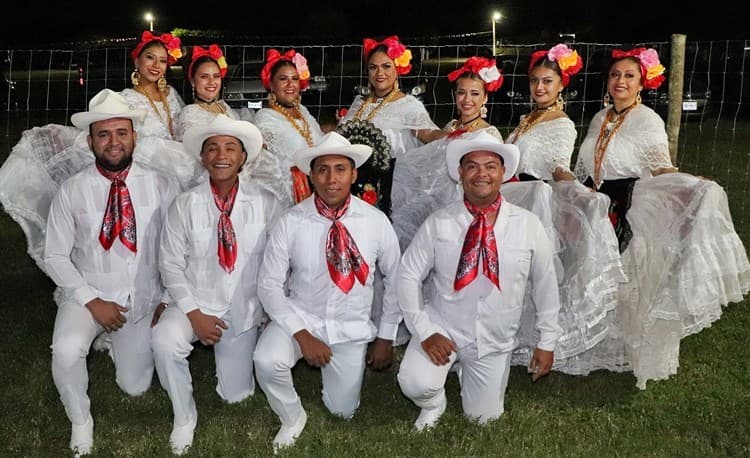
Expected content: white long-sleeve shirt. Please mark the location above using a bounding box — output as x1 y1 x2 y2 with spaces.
44 162 180 322
398 197 562 358
159 180 282 334
258 195 402 345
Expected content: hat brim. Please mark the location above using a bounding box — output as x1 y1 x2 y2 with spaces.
71 110 146 131
295 144 373 175
183 116 263 164
446 139 519 183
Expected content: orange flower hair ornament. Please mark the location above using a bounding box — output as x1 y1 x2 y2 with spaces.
362 35 413 75
446 56 504 92
189 44 228 79
612 47 666 90
260 49 310 91
528 43 583 88
131 31 183 65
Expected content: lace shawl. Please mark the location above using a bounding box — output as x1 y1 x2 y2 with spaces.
511 116 576 180
120 86 185 139
174 100 240 141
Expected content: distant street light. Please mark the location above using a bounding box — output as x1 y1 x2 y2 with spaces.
144 12 155 32
491 11 503 56
559 33 576 43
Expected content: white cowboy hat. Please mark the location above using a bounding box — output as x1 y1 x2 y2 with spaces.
294 131 373 175
445 130 520 182
70 88 146 130
183 115 263 163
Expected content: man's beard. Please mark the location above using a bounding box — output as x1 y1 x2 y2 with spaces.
95 153 133 172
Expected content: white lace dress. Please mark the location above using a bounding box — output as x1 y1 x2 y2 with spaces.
340 94 439 214
505 116 626 374
242 105 324 209
575 104 750 388
0 85 198 272
174 101 256 141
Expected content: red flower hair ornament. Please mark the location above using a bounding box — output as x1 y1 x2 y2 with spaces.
362 35 413 75
189 44 228 79
131 31 182 65
446 56 504 92
528 43 583 88
260 49 310 91
612 47 666 90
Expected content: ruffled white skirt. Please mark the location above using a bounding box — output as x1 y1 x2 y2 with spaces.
0 123 201 273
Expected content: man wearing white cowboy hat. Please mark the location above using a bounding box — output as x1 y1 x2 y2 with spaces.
396 130 562 430
152 114 282 455
254 131 402 452
44 88 181 456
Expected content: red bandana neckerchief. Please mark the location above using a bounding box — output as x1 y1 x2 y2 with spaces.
454 194 502 291
314 193 369 293
97 164 137 253
211 179 239 274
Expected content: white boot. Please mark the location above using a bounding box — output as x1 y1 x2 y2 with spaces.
414 395 446 432
272 409 307 454
70 414 93 457
170 416 197 456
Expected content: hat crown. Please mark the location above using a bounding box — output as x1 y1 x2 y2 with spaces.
316 131 354 151
87 89 132 116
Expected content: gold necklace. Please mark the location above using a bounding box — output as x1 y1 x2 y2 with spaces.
507 104 559 143
271 102 313 146
353 89 401 122
135 85 175 139
593 101 638 186
197 100 227 115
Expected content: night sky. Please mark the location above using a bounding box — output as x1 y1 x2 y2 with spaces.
2 1 746 48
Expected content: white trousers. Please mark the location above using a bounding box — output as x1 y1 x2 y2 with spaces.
397 327 512 424
51 300 154 426
151 306 258 428
253 321 367 425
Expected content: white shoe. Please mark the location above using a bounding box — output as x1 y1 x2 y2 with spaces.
170 416 197 456
92 333 114 361
70 414 93 457
414 396 447 432
272 410 307 454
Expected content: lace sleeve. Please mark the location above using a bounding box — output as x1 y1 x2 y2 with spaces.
630 106 673 172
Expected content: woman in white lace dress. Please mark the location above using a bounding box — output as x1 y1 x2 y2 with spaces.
0 30 192 271
390 56 503 251
175 44 255 142
504 44 625 375
242 49 324 209
575 47 750 388
338 35 444 218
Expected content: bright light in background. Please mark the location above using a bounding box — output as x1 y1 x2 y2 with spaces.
491 11 503 56
144 12 155 32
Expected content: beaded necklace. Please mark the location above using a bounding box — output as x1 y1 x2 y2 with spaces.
593 101 638 187
507 104 559 144
271 101 313 146
445 115 483 138
352 88 401 122
135 85 175 139
196 99 228 115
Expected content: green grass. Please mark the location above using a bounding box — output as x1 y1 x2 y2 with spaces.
1 114 749 457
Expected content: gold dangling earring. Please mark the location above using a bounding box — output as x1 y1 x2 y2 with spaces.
393 79 399 92
130 69 140 87
556 93 565 110
157 76 167 93
480 104 488 119
603 93 610 107
636 91 642 105
267 92 277 105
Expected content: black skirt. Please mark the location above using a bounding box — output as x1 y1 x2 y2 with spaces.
583 176 638 253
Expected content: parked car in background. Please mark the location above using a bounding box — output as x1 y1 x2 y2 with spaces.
223 60 329 110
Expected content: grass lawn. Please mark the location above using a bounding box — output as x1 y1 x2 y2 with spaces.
0 114 748 456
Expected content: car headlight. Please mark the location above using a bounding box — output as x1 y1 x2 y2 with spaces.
410 83 426 97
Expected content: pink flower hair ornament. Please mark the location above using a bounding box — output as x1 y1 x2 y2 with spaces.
612 47 666 90
528 43 583 88
131 31 183 65
362 35 413 75
446 56 504 92
260 49 310 91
